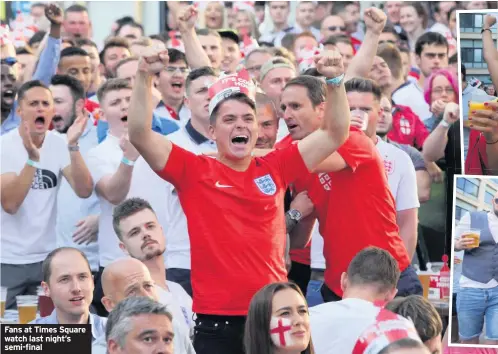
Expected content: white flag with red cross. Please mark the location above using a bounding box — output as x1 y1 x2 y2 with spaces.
270 317 294 347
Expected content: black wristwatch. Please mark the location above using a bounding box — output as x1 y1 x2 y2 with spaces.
482 27 492 34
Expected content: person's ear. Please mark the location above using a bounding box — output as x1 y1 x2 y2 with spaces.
119 242 129 255
340 272 348 293
386 287 398 302
101 296 114 313
41 281 50 297
209 123 216 141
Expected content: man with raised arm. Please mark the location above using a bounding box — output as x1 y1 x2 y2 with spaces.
128 45 350 354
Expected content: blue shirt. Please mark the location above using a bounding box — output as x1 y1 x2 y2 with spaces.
96 114 179 143
1 36 62 135
30 309 106 342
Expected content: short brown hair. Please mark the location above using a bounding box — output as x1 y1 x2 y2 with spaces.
97 78 132 103
377 43 403 80
131 36 152 47
42 247 92 283
346 247 400 294
385 295 443 343
99 37 130 67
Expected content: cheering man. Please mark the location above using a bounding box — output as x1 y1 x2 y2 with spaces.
128 45 350 354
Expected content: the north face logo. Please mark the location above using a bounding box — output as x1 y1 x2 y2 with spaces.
31 169 58 190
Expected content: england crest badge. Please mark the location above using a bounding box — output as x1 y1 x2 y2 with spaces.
254 174 277 195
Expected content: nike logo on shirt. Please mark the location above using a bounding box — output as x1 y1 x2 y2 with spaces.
215 181 233 188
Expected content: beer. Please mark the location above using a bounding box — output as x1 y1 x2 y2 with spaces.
467 94 498 128
418 273 431 299
0 287 6 318
462 230 480 249
16 295 38 324
18 304 37 324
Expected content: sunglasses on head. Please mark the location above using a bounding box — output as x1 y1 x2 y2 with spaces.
1 57 17 66
326 26 346 32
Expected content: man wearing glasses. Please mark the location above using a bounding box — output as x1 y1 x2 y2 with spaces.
154 49 191 126
320 15 348 40
1 4 63 135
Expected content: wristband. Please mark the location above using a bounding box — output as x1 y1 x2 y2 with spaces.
325 73 345 87
482 28 492 34
68 144 80 152
121 157 135 166
27 159 40 168
440 120 451 128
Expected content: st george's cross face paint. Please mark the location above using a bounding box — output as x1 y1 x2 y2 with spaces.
270 317 294 348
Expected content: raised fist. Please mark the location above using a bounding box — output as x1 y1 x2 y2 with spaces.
484 14 497 29
138 43 169 76
120 134 140 161
443 102 459 124
364 7 387 35
45 3 63 26
177 5 198 33
315 50 344 79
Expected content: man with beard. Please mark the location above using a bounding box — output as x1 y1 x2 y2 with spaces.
63 4 92 40
129 66 218 297
129 45 350 354
113 198 193 336
453 196 498 345
92 258 194 354
86 79 140 316
0 80 93 309
50 75 100 274
1 3 63 135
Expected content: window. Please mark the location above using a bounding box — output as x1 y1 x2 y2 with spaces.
458 178 479 198
475 14 483 28
455 200 477 222
485 191 494 206
474 49 483 62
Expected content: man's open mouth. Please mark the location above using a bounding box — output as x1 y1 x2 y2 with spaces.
35 117 45 125
231 135 249 145
3 89 14 99
69 296 84 302
52 115 63 123
287 123 298 130
121 116 128 122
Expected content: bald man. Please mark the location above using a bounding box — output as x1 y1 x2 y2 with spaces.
92 258 195 354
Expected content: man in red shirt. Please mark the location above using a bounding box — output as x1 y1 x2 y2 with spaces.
128 46 350 354
278 76 422 304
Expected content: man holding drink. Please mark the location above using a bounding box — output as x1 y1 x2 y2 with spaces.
454 198 498 345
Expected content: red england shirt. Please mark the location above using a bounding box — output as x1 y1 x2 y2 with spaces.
157 143 309 315
293 128 411 296
275 135 311 265
387 105 429 150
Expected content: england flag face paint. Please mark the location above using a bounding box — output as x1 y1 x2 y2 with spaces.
270 317 294 348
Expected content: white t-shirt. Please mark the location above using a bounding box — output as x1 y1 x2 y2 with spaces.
55 119 100 271
155 282 195 354
156 281 194 333
310 139 419 271
392 81 432 122
86 134 128 267
129 123 217 270
376 138 420 212
1 129 70 264
310 298 419 354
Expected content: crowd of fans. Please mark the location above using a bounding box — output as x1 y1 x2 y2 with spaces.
1 1 498 353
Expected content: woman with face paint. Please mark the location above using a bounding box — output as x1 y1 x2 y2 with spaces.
244 282 314 354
